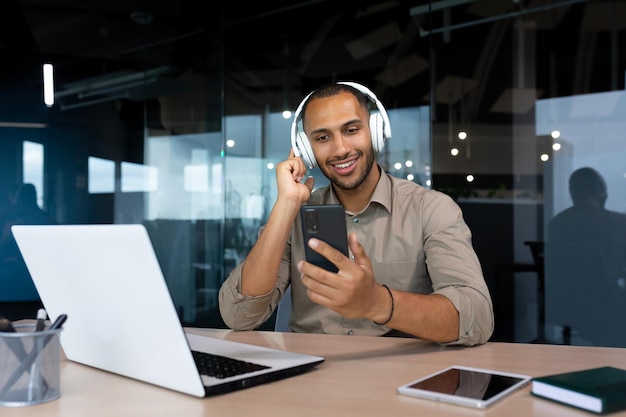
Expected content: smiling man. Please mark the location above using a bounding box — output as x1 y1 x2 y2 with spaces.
218 82 494 346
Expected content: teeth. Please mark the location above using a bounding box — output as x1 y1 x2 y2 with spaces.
335 161 354 169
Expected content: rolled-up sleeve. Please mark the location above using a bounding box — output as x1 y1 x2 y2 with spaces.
422 193 494 346
218 225 294 330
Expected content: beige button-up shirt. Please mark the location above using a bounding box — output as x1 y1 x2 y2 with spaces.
219 169 494 346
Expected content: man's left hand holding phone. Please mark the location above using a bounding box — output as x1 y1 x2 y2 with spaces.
297 203 386 322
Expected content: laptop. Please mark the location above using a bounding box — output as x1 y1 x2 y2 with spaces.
11 223 324 398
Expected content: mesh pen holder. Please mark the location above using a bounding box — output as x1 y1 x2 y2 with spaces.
0 323 62 407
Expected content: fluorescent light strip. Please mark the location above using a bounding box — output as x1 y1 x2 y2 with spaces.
43 63 54 107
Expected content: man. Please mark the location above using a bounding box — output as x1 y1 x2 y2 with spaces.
219 82 493 346
548 167 626 282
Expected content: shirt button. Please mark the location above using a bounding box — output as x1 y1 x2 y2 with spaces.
348 329 354 335
353 217 359 223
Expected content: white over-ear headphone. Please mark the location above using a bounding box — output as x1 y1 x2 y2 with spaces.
290 81 392 169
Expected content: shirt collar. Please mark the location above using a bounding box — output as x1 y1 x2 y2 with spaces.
325 164 392 215
370 165 392 214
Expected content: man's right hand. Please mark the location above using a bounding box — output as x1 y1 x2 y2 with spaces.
275 149 315 205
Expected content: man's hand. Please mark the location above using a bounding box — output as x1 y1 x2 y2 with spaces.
298 233 388 321
240 149 315 297
275 149 315 205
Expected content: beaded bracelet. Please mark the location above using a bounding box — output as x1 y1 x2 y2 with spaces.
373 284 394 326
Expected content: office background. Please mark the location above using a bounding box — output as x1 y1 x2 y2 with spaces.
0 0 624 346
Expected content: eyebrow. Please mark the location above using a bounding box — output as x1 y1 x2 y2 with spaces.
308 118 363 137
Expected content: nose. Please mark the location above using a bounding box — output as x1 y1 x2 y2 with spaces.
332 133 351 156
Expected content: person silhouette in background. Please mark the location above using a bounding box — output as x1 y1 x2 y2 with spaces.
1 183 56 300
547 167 626 286
8 184 52 223
1 183 54 245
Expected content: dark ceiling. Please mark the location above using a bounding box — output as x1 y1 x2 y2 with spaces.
3 0 625 123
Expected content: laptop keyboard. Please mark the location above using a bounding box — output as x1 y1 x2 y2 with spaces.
192 350 270 379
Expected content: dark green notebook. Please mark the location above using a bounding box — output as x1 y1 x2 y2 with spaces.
531 366 626 414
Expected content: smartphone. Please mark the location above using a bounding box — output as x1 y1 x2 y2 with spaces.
300 205 349 273
396 365 532 409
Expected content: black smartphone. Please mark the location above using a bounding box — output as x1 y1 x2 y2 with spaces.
300 204 349 273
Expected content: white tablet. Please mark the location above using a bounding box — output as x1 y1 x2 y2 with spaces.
397 365 532 409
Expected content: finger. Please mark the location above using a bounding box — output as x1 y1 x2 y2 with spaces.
280 152 306 182
297 261 339 302
348 233 372 269
307 237 350 271
304 176 315 192
297 258 334 284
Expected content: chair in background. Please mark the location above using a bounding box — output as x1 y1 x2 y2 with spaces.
544 242 626 347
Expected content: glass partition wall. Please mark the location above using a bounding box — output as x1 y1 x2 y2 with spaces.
1 1 624 344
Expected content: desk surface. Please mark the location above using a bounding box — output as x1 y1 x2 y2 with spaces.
4 328 626 417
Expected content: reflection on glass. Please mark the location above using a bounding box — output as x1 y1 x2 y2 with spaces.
121 162 158 193
544 167 626 346
184 164 209 192
536 90 626 217
538 90 626 346
88 156 115 194
23 141 44 207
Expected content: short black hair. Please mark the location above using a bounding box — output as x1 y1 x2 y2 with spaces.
300 82 371 127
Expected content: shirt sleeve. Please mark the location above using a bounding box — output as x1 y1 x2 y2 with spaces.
218 234 292 331
421 192 495 346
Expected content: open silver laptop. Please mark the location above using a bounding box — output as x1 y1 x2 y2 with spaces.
11 224 323 397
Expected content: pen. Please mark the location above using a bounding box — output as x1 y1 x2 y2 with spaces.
29 308 49 401
48 314 68 331
35 308 47 332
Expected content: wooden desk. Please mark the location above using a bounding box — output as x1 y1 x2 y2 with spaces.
4 328 626 417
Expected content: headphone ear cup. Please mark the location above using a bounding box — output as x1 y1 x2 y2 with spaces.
369 112 386 153
296 131 317 169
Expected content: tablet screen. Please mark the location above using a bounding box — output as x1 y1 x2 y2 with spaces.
397 366 531 408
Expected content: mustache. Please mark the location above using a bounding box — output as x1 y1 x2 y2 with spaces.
328 151 361 164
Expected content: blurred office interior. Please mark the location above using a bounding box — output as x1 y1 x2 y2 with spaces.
0 0 625 346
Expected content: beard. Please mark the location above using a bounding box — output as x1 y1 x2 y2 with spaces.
322 145 376 191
